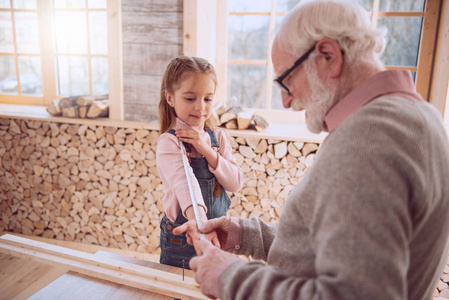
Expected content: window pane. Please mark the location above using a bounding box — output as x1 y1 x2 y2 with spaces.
271 81 284 110
0 12 14 52
228 0 271 12
57 55 89 96
89 11 107 55
0 0 10 8
53 0 85 9
228 64 267 109
88 0 106 9
275 0 299 12
18 56 42 95
357 0 374 12
379 0 425 12
0 56 17 94
54 11 88 54
12 0 36 9
229 15 269 60
15 12 40 54
91 57 108 95
378 17 422 67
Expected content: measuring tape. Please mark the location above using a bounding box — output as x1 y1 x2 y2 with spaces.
179 140 206 240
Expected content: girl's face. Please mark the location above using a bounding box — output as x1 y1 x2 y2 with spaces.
166 73 216 128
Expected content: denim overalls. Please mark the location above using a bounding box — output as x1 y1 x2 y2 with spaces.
159 129 231 269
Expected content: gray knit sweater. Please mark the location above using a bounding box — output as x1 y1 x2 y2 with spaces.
220 96 449 300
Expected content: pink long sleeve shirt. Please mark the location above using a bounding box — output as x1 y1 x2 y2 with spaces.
156 118 243 222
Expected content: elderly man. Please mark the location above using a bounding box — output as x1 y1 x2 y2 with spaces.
174 0 449 299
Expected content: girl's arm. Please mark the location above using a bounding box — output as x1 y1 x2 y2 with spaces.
209 129 244 193
156 133 207 219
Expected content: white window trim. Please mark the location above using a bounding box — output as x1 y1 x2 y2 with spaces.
184 0 448 124
0 0 124 121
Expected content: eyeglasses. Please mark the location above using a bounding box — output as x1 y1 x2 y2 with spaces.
273 44 316 95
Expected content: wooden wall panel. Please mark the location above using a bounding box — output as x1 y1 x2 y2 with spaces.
121 0 182 12
122 0 183 123
123 44 183 76
124 103 159 122
124 74 161 103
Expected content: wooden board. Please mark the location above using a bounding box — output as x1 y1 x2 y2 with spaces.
28 251 196 300
0 234 206 300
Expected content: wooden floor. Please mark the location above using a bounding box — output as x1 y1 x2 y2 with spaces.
0 253 68 300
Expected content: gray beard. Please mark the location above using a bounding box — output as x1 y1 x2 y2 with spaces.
291 64 341 134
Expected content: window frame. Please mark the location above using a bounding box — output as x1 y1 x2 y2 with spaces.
206 0 447 123
0 0 123 120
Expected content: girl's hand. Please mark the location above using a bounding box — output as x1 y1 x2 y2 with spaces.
175 129 219 169
175 129 210 156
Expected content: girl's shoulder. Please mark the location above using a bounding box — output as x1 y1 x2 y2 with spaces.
157 131 179 149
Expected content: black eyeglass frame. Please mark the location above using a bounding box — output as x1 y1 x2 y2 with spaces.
273 44 316 95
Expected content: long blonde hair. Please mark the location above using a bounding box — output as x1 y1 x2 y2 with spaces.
158 56 217 134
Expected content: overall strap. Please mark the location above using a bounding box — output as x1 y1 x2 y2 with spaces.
206 128 220 148
166 129 191 153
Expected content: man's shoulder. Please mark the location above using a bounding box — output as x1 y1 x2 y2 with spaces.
347 96 438 131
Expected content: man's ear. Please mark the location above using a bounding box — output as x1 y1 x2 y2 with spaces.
315 38 344 79
165 91 174 107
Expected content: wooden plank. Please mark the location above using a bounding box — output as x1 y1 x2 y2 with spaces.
28 251 187 300
429 0 449 117
121 0 183 13
107 0 124 121
0 234 207 300
183 0 197 56
11 265 68 300
415 0 442 100
122 43 182 76
215 0 228 104
94 250 195 277
37 0 57 107
29 271 167 300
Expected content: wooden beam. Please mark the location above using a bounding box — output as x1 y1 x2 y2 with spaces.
429 0 449 117
107 0 124 121
215 0 228 103
415 0 442 100
0 234 207 300
183 0 216 63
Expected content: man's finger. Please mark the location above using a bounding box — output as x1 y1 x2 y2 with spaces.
199 218 218 233
172 223 188 235
211 236 220 248
193 238 213 256
189 255 199 271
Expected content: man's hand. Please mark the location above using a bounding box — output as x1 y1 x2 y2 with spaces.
189 239 242 299
172 219 220 249
173 216 231 249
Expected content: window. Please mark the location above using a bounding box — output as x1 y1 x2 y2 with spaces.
0 0 120 111
218 0 442 120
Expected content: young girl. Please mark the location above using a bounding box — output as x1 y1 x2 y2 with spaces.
156 56 243 269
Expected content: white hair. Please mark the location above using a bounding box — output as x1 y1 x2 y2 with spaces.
275 0 387 71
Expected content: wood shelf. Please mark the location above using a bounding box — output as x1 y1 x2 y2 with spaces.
0 104 327 143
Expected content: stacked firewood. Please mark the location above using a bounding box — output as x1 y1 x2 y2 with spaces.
211 101 269 132
46 95 109 119
0 118 317 255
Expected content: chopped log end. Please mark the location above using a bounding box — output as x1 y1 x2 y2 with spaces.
252 114 269 131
